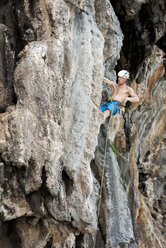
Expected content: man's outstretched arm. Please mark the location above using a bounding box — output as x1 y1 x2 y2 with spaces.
104 77 116 88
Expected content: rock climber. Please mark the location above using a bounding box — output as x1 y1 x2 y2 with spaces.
101 70 139 124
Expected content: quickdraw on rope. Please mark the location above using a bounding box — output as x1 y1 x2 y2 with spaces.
93 117 110 248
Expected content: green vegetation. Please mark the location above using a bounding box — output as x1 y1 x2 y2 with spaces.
144 233 152 239
110 141 119 158
121 172 126 181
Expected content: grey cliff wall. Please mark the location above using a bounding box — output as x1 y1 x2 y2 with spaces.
0 0 166 248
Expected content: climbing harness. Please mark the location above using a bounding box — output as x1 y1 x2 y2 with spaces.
101 100 125 117
117 101 125 116
119 105 125 116
93 117 110 248
91 96 125 119
102 81 125 118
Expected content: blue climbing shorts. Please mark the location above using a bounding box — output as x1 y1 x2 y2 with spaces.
101 100 121 115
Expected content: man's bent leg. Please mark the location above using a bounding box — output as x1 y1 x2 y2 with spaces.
102 109 110 124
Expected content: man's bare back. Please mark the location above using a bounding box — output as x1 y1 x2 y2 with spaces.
101 71 139 123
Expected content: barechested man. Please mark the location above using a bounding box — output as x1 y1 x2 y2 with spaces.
101 70 139 123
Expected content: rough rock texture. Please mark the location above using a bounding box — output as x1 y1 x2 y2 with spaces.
0 0 104 246
111 0 166 78
0 0 166 248
129 46 166 248
0 24 15 112
93 125 136 247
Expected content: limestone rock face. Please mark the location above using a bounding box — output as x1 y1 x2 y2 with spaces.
0 24 15 112
129 46 166 248
0 0 104 246
0 0 166 248
93 126 136 247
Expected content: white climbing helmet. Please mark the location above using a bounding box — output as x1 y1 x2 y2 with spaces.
118 70 130 79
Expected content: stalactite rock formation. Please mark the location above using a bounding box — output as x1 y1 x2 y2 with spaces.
0 0 166 248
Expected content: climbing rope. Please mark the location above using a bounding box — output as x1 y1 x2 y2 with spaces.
97 122 109 218
90 80 111 113
93 80 125 247
93 117 110 248
91 98 102 112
